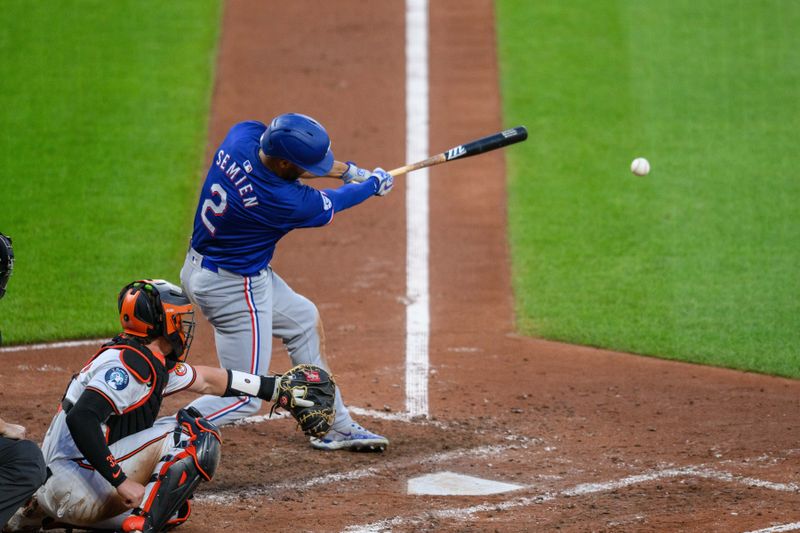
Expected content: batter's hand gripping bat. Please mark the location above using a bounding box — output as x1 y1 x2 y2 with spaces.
388 126 528 177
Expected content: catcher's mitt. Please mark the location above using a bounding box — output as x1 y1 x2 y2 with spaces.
271 364 336 438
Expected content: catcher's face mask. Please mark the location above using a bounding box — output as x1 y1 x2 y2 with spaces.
161 290 195 362
118 279 195 361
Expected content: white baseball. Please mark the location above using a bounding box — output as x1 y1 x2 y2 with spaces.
631 157 650 176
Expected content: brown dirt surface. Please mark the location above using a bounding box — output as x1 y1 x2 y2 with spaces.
3 0 798 532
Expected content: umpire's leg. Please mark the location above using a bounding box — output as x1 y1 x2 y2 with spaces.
0 437 47 527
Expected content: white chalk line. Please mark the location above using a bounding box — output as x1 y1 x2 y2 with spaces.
232 406 448 429
196 442 522 504
404 0 430 418
234 406 529 436
341 465 800 533
0 338 106 353
744 523 800 533
690 467 800 493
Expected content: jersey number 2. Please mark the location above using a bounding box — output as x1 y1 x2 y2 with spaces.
201 183 228 236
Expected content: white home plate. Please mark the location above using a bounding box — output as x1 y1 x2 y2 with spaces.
408 471 524 496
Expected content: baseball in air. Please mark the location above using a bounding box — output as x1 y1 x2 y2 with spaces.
631 157 650 176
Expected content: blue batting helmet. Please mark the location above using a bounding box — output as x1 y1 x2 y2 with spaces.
260 113 334 176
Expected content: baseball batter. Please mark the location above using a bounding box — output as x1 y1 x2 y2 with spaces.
7 280 334 533
181 112 392 451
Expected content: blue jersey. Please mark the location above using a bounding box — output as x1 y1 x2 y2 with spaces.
190 121 334 276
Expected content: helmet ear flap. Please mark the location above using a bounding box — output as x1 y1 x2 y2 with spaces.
118 281 164 339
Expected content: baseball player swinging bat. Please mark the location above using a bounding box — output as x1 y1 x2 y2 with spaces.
388 125 528 177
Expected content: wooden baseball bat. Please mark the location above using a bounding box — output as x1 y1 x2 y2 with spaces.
388 126 528 177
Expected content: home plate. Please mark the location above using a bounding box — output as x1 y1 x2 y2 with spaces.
408 471 524 496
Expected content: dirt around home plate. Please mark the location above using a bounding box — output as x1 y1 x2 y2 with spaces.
2 1 798 531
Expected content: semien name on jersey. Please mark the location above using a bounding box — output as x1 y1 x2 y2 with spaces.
216 149 258 208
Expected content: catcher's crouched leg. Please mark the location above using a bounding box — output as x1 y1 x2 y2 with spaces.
122 409 221 533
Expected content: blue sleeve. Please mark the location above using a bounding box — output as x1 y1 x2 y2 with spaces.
323 178 378 212
292 178 379 229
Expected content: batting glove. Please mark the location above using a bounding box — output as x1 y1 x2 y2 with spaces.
372 167 394 196
341 161 372 184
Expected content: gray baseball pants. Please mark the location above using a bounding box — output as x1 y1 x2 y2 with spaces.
180 248 351 428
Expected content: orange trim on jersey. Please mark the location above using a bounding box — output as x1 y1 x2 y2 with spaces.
168 363 187 375
120 357 150 384
85 386 122 415
116 349 158 414
115 431 171 463
74 430 171 471
163 368 197 397
121 386 155 414
81 343 164 377
118 345 164 382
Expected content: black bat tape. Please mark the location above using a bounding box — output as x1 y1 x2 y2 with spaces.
444 126 528 161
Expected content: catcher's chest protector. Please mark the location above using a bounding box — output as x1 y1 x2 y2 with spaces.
87 336 170 444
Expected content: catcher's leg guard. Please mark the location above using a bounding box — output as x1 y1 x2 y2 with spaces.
122 409 221 533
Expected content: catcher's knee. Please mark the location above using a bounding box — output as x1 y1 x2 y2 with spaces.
175 407 221 479
122 409 221 533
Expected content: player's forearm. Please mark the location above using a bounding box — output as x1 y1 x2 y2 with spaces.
66 391 126 487
300 160 350 180
192 366 278 401
322 178 379 212
191 366 230 395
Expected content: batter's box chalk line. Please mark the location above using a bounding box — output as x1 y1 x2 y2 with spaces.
236 405 541 449
197 442 528 504
341 463 800 533
743 523 800 533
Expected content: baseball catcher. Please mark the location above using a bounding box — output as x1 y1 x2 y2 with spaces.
6 279 334 533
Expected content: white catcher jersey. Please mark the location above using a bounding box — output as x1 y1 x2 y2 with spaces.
41 348 196 465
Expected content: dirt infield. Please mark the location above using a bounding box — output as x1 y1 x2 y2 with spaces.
3 1 799 531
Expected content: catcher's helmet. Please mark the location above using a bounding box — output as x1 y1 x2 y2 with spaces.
118 280 195 360
259 113 334 176
0 233 13 299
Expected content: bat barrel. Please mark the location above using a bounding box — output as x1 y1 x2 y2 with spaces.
390 125 529 176
448 126 528 161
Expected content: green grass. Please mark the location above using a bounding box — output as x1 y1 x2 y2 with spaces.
497 0 800 377
0 1 220 343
